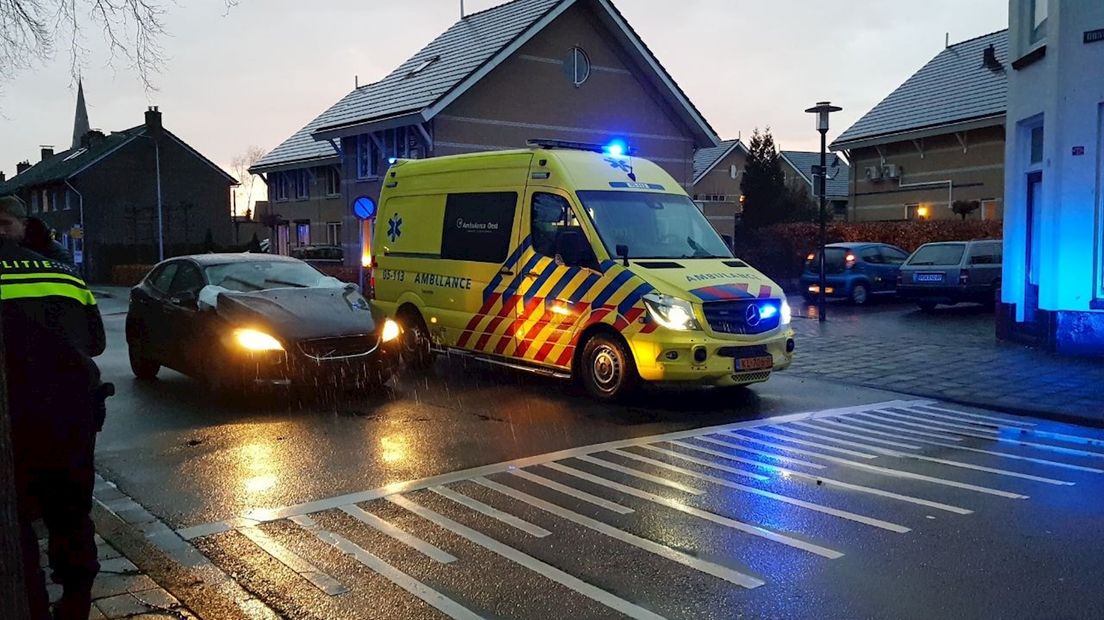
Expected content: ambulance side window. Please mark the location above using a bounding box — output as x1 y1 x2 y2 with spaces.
440 192 517 263
531 193 596 268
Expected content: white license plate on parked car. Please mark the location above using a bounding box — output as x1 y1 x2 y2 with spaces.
736 356 774 371
916 273 944 283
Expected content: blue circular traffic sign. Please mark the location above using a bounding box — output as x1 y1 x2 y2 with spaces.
353 196 377 221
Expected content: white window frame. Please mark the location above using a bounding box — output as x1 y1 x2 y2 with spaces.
30 190 40 213
326 221 342 246
356 134 379 179
294 169 310 200
295 222 310 246
1029 0 1048 46
274 172 289 202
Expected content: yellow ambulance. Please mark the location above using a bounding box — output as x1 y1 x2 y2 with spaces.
372 140 795 401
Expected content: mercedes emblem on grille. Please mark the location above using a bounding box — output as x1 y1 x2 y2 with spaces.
745 304 762 327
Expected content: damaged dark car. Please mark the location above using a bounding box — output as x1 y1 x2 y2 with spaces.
126 254 400 391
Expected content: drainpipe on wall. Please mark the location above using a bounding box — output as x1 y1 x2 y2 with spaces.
64 178 85 276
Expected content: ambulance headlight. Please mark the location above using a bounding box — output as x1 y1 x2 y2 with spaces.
381 319 401 343
781 298 792 325
643 294 701 331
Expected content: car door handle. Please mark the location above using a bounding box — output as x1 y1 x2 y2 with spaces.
499 269 514 276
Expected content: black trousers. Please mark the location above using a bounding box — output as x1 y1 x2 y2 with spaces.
15 427 99 620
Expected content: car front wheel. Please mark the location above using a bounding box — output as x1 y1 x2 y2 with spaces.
128 340 161 380
850 283 870 305
398 310 435 372
579 334 638 402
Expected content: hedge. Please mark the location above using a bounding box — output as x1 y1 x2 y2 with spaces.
734 220 1003 282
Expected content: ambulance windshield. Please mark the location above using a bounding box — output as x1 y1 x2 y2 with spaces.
576 191 733 260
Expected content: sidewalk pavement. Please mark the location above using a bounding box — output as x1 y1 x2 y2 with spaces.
35 533 197 620
787 301 1104 425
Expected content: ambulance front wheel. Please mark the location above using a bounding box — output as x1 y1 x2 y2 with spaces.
398 308 435 371
579 333 638 402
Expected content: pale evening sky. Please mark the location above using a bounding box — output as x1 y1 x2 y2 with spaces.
1 0 1008 198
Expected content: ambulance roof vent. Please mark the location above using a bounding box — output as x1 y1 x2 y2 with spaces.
527 138 636 156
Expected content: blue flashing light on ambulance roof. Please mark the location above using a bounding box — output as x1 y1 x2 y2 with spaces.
604 140 628 157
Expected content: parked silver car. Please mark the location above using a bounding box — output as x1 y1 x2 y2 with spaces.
897 240 1002 311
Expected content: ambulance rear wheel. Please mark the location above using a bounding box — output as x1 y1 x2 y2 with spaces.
579 334 638 402
399 309 435 372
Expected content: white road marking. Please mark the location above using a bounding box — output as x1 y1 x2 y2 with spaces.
863 411 1104 459
509 469 635 514
680 438 826 470
837 414 969 442
745 428 882 458
386 494 666 620
472 476 766 589
289 515 483 620
230 400 921 526
880 409 1000 435
910 404 1037 427
644 443 973 515
339 504 458 563
771 427 1073 486
639 445 783 479
609 449 911 533
722 433 1029 499
901 407 1104 447
544 462 844 559
716 431 880 463
816 418 1104 474
788 421 924 450
239 526 349 596
431 486 551 537
574 455 705 495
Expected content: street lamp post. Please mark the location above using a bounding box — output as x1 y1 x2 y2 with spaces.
805 101 842 323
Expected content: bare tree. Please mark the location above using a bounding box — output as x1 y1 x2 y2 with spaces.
230 145 266 218
1 0 236 92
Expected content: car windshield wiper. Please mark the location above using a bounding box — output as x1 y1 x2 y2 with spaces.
909 261 935 266
220 275 264 291
264 279 309 288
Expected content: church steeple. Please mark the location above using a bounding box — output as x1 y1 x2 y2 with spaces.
71 79 90 149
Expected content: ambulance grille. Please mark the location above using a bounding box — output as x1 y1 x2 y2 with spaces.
702 300 781 335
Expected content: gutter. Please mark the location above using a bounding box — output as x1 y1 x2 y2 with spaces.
64 177 86 275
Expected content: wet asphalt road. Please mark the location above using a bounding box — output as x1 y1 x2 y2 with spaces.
92 297 1104 619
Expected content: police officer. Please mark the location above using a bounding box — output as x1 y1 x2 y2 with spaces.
0 195 106 620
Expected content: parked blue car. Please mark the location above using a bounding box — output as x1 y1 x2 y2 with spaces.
800 242 910 305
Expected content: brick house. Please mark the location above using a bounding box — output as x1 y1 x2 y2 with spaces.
0 105 237 281
778 150 850 219
690 139 747 236
832 30 1008 222
250 0 720 264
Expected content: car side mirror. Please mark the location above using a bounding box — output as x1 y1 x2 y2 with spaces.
615 244 630 267
171 290 198 307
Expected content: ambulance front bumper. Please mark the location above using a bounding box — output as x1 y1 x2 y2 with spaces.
628 328 795 387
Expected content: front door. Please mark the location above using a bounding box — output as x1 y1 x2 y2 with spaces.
1024 171 1042 323
510 191 601 365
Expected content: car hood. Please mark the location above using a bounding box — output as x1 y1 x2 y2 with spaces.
629 259 784 302
216 287 377 341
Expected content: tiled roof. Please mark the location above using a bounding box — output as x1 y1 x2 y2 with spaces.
832 29 1008 149
692 139 741 182
313 0 563 133
0 127 142 195
780 151 850 199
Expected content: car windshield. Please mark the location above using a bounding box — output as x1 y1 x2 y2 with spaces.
907 244 966 266
575 191 733 259
205 260 329 292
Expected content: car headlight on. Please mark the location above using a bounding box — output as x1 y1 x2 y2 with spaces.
643 293 701 331
781 298 792 325
234 328 284 352
381 318 401 343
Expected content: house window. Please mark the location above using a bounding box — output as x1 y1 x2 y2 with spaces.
30 191 39 213
295 221 310 246
1029 0 1047 45
41 189 50 213
326 221 342 245
1097 104 1104 302
563 47 591 87
323 167 341 196
274 172 289 201
294 170 310 200
907 204 930 221
356 134 379 179
1030 125 1045 164
64 189 72 211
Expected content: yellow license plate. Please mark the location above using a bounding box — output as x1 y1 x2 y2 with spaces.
736 356 773 371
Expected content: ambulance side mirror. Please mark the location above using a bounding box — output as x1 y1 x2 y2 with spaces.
616 244 630 267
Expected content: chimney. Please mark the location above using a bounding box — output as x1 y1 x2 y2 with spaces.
982 44 1003 71
0 172 6 183
145 106 162 132
40 146 54 161
16 160 31 175
80 129 106 149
